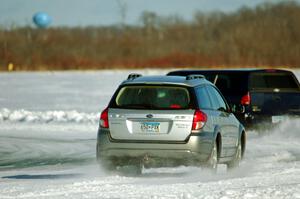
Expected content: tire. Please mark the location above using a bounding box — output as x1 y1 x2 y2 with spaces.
98 157 142 176
207 140 218 170
98 157 117 172
227 140 242 169
117 164 143 176
97 146 116 172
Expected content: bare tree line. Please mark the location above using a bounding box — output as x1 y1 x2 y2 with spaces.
0 1 300 71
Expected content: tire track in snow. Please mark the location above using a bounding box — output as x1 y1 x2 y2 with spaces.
0 123 97 170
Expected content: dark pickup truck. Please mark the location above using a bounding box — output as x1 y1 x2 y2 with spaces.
167 69 300 129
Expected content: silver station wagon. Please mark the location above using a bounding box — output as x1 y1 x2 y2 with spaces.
97 74 246 173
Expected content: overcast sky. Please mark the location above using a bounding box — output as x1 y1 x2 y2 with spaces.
0 0 298 27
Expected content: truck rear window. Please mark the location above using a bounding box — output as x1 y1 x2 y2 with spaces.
115 86 190 109
250 73 300 90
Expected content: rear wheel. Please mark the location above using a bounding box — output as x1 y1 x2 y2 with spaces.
227 140 242 169
98 157 117 172
97 146 116 172
98 157 143 176
207 140 218 170
117 164 143 176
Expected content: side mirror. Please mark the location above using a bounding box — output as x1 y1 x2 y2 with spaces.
230 104 245 114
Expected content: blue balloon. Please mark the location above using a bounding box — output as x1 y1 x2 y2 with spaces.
33 12 52 28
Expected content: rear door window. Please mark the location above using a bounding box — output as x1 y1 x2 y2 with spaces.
250 72 300 90
115 85 191 109
195 86 212 109
167 71 248 95
206 85 228 112
214 73 248 95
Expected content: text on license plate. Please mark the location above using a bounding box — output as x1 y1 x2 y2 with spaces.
141 122 160 132
271 115 288 123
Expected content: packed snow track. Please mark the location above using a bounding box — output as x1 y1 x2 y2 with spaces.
0 70 300 199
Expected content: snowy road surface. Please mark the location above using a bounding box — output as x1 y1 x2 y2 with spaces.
0 69 300 199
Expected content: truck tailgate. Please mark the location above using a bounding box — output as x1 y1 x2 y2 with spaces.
250 91 300 116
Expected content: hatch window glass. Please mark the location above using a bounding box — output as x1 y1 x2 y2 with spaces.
115 86 190 109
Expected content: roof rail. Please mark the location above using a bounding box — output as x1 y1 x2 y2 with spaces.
186 74 205 80
127 73 142 80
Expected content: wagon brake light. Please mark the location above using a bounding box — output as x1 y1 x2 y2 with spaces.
100 107 109 128
192 109 207 131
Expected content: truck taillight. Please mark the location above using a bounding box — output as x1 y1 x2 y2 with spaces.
241 92 251 105
100 107 109 128
192 109 207 131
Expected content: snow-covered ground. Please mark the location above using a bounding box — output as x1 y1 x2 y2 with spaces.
0 69 299 199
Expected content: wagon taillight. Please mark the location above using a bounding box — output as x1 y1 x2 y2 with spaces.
192 109 207 131
100 107 109 128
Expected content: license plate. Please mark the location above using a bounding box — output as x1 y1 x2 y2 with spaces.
271 115 288 123
141 122 160 133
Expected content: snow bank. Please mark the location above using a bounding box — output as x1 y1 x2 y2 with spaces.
0 108 99 123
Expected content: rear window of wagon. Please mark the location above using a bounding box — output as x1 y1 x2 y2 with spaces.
114 85 191 110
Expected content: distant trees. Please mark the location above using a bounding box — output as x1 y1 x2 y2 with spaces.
0 1 300 71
